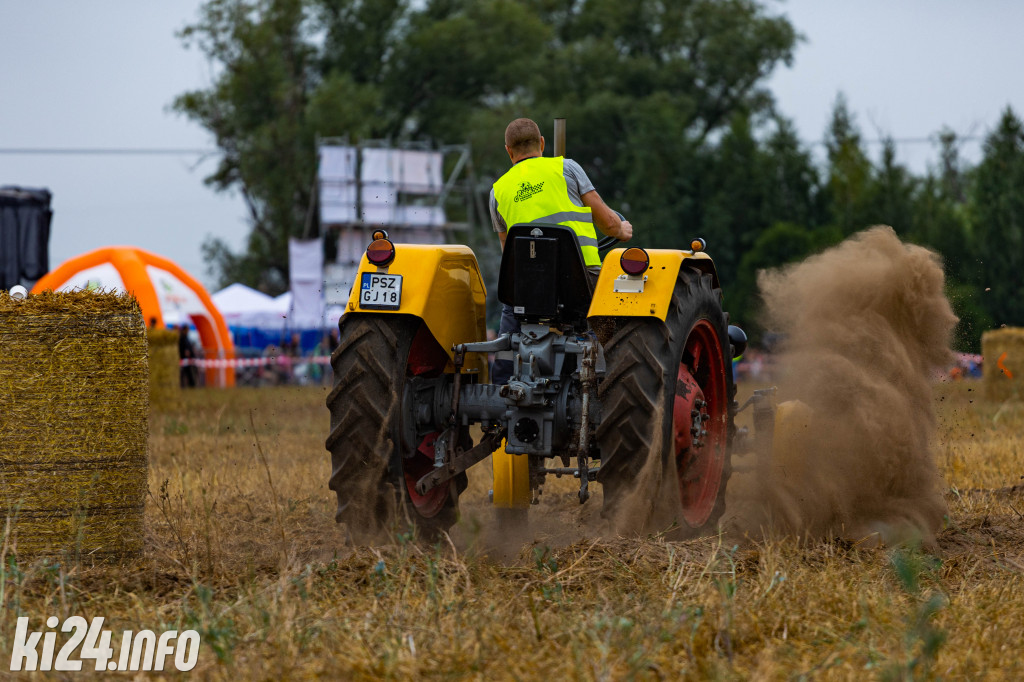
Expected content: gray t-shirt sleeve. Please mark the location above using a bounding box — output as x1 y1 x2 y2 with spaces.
563 158 595 207
489 187 507 233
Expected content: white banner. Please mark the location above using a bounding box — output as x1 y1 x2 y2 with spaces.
318 145 447 226
288 238 324 328
395 150 443 193
360 184 397 224
318 146 358 224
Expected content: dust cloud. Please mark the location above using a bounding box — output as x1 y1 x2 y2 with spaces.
724 226 957 545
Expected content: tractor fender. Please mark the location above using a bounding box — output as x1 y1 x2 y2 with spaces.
588 248 721 322
343 244 489 378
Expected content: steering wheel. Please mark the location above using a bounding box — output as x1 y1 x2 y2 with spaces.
597 210 628 252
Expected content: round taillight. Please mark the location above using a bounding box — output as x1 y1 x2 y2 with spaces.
620 247 649 276
690 238 706 252
367 238 396 266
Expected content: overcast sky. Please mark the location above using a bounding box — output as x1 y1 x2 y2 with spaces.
2 0 1023 288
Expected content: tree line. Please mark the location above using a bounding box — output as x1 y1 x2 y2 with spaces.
175 0 1023 350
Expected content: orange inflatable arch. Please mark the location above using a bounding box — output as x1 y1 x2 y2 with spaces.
33 246 236 387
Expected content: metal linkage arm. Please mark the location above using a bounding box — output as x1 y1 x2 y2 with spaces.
415 429 505 495
456 335 512 355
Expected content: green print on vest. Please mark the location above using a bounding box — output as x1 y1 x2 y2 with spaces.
514 181 545 202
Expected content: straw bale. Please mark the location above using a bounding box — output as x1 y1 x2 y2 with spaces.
0 290 148 560
147 328 180 410
982 327 1024 401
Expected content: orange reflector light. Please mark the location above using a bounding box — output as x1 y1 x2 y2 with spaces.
620 247 650 276
371 229 389 241
367 238 396 266
690 238 706 252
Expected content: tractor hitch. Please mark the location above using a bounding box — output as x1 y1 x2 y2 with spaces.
539 466 600 481
416 429 505 495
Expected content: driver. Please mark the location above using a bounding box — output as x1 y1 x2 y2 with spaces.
489 117 632 384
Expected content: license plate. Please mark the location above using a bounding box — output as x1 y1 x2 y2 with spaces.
359 273 402 310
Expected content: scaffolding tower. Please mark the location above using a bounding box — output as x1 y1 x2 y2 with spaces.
317 139 483 306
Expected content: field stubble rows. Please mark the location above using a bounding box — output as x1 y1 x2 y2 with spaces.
1 380 1023 679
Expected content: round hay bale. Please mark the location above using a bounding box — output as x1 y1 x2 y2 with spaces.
0 289 148 560
982 327 1024 401
147 327 179 411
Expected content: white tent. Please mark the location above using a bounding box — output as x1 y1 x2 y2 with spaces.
211 285 336 330
212 283 273 312
272 291 292 315
212 283 288 328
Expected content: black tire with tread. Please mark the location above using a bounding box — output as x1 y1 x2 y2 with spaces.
326 314 463 542
595 266 735 536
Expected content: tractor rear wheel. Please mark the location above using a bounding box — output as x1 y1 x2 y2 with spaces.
326 315 467 542
596 266 735 536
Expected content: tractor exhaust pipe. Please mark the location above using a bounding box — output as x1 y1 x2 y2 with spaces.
553 118 566 157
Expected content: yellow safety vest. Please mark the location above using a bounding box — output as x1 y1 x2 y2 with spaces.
492 156 600 267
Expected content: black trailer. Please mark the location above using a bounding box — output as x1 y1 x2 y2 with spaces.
0 185 52 290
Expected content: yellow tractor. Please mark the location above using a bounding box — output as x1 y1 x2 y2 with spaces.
325 212 760 540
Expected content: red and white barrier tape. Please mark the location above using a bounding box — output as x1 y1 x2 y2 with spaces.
182 351 984 371
180 356 332 368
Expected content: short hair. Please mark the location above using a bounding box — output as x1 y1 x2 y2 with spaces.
505 118 542 156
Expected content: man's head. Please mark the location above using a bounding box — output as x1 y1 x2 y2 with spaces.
504 118 544 162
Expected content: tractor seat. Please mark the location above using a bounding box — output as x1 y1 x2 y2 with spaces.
497 223 594 329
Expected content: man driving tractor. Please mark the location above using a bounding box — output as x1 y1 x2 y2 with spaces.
329 115 738 540
488 117 633 383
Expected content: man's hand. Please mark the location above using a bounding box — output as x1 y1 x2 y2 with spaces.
617 220 633 241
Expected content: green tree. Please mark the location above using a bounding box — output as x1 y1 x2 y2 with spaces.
937 127 966 203
867 137 917 234
176 0 320 292
760 115 826 230
177 0 398 293
530 0 799 248
176 0 799 291
965 106 1024 326
823 93 874 236
910 131 968 262
382 0 549 145
896 129 988 351
701 113 768 287
700 113 827 331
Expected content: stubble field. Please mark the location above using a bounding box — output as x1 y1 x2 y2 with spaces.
2 379 1024 680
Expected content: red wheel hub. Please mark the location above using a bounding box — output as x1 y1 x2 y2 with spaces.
404 433 448 518
671 319 728 528
403 324 452 518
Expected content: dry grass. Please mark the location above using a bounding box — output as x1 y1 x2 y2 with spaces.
1 379 1024 679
